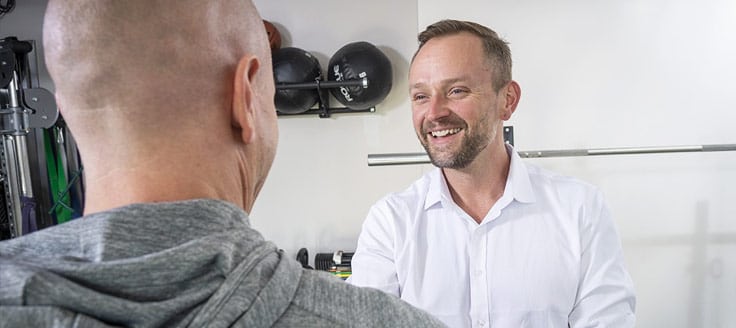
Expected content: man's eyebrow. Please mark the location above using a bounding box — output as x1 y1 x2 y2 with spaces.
409 82 426 90
410 76 472 90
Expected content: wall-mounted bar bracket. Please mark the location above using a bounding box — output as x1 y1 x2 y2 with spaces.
276 78 375 118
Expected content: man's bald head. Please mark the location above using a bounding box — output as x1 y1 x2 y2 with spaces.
43 0 271 117
42 0 279 213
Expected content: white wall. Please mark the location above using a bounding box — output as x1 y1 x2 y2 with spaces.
5 1 735 326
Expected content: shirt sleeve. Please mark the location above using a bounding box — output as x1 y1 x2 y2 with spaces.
569 189 637 327
346 202 401 297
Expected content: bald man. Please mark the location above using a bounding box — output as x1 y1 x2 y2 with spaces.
0 1 445 327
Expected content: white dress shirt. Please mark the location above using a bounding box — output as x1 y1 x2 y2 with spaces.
348 146 636 328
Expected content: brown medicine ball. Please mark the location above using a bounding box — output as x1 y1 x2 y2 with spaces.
263 20 282 51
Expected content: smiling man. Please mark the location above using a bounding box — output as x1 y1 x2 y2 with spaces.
348 19 636 328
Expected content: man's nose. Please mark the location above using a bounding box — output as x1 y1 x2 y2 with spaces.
426 96 450 121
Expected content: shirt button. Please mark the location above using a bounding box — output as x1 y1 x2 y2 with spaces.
475 269 483 276
477 320 486 327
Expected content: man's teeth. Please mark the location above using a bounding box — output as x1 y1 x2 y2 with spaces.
430 128 461 137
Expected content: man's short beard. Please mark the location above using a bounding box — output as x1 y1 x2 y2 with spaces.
422 130 488 169
420 115 495 169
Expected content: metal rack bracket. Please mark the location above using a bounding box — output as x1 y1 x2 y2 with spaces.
276 78 375 118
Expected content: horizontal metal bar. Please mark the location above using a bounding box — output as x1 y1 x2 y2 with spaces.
367 143 736 166
276 78 368 90
368 152 431 166
277 106 375 118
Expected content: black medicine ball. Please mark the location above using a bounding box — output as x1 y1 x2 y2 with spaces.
328 42 393 110
272 47 322 114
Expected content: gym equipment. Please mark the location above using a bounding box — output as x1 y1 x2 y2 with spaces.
296 248 313 269
367 126 736 166
274 41 393 118
317 250 353 280
295 248 354 280
0 37 60 239
263 20 281 51
327 41 392 110
275 77 371 118
272 47 322 114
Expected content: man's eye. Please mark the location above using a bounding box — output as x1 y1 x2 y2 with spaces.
449 88 466 95
412 94 428 101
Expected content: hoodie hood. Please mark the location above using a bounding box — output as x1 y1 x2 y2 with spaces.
0 199 301 327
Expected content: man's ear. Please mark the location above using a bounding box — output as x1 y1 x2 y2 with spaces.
232 55 261 144
499 80 521 121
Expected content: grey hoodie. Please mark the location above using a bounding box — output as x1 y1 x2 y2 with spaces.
0 199 445 327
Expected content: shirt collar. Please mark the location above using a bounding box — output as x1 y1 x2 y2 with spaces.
424 144 536 210
506 143 536 204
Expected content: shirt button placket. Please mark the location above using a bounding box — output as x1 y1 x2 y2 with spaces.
469 226 490 327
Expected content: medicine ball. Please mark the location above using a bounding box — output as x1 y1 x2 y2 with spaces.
272 47 322 114
328 41 392 110
263 20 281 51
